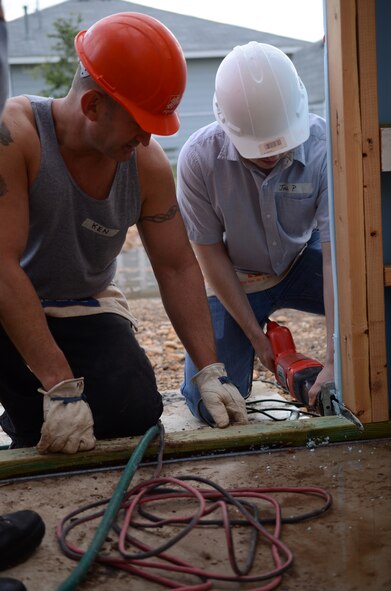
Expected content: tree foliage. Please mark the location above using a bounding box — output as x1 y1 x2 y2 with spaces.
34 14 82 97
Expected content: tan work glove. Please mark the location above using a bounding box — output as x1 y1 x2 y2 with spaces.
192 363 248 428
37 378 96 454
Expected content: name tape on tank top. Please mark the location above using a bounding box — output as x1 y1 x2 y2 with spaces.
82 218 120 237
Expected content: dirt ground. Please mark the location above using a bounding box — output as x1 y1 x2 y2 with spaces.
129 297 326 394
1 439 390 591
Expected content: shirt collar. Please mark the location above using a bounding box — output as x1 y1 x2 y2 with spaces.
217 132 242 161
291 142 306 165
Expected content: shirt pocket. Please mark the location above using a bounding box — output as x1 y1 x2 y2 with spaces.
275 185 317 237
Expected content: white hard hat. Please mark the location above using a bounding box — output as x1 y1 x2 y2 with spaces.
213 42 309 158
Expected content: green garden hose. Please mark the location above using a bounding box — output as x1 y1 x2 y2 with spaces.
57 422 161 591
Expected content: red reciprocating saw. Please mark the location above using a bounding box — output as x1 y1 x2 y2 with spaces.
265 318 364 430
265 318 323 406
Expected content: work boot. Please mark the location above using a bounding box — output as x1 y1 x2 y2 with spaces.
0 510 45 570
0 579 27 591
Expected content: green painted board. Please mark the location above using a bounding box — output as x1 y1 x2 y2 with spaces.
0 416 390 480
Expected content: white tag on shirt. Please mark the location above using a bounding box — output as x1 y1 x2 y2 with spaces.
277 183 313 193
82 218 120 237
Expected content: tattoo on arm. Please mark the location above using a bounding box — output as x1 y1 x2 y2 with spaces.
0 123 13 146
139 204 178 223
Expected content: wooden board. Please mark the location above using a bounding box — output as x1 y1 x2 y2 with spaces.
1 416 391 480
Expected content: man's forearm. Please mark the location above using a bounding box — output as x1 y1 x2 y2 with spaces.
156 263 218 370
194 242 264 345
0 264 73 388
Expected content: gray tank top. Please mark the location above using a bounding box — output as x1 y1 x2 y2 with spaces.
21 95 141 299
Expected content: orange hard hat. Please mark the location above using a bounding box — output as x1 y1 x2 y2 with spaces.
74 12 187 136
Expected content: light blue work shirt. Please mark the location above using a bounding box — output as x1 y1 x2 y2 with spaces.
177 114 329 276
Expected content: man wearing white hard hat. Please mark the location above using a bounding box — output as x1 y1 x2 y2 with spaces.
177 42 333 426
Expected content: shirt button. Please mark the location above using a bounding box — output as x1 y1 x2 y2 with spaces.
272 241 277 246
266 214 271 219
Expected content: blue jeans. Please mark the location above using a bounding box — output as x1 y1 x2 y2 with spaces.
181 230 325 422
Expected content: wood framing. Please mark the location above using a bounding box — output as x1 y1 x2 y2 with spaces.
384 265 391 287
326 0 388 421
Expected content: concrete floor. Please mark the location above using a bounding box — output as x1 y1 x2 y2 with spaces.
0 438 390 590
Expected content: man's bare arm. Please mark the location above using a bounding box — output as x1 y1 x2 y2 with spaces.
0 102 73 389
136 139 218 371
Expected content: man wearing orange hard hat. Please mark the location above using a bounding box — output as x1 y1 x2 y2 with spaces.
0 12 247 456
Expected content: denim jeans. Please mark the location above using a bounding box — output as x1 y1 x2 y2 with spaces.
181 230 325 422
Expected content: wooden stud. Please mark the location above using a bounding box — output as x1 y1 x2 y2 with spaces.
357 0 389 420
326 0 371 419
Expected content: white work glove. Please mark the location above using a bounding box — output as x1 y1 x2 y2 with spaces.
37 378 96 454
192 363 248 428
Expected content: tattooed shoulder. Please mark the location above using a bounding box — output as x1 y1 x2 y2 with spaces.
139 204 178 223
0 123 14 146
